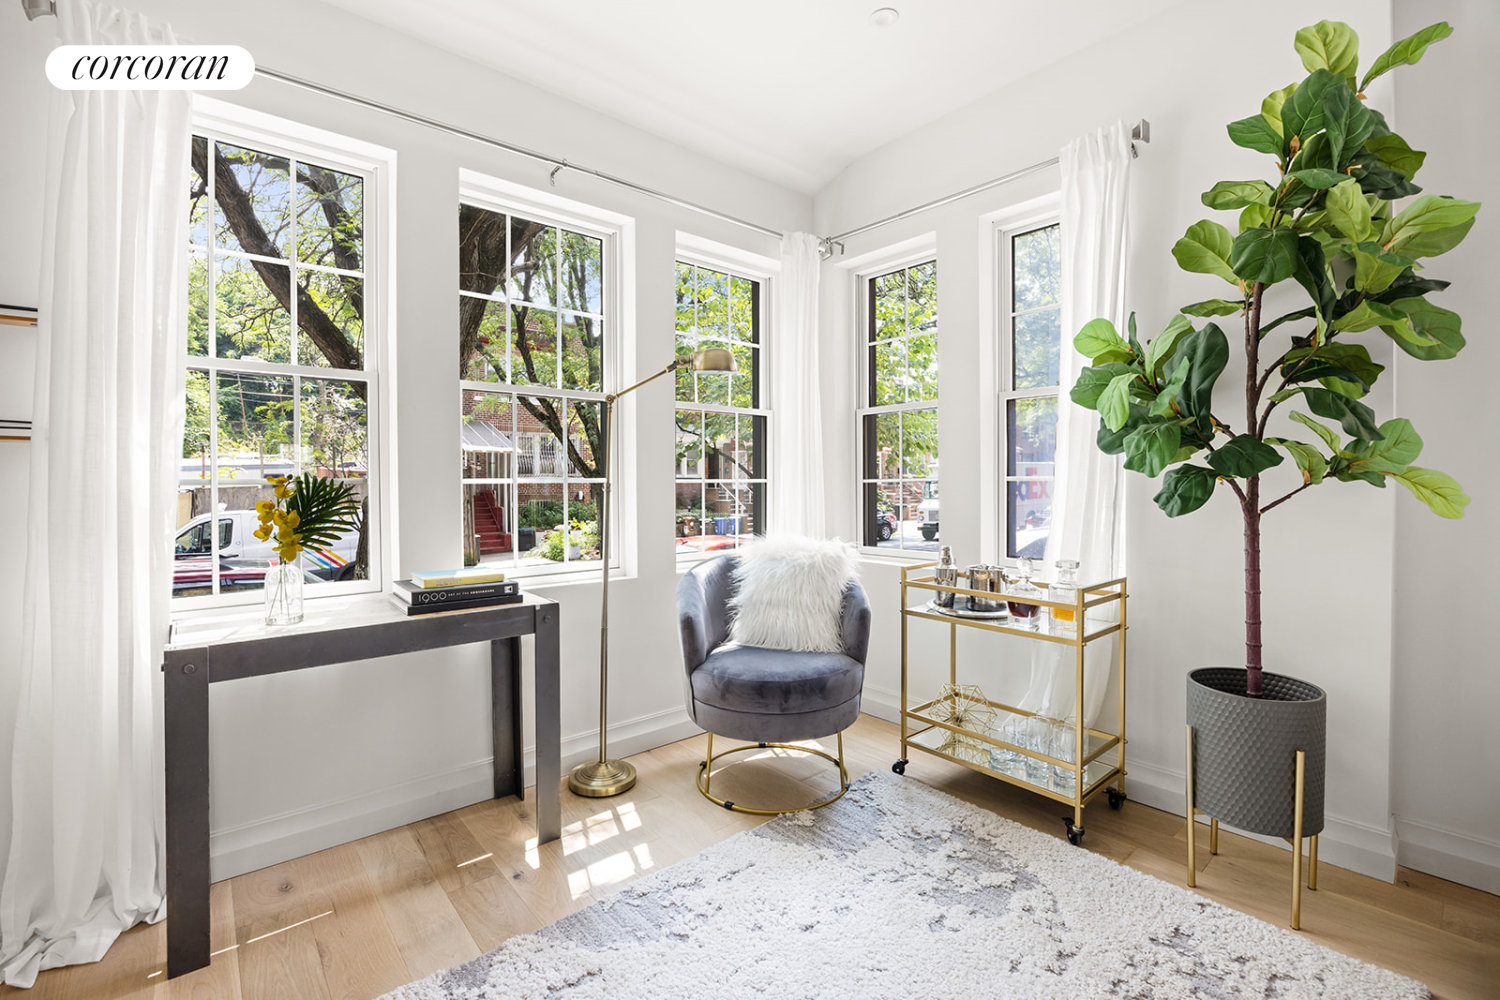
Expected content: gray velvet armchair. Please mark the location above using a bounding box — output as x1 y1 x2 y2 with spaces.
676 555 872 814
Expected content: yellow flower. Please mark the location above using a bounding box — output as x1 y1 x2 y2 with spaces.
272 510 287 525
255 500 275 514
277 526 303 543
285 510 300 528
274 485 291 499
253 526 270 541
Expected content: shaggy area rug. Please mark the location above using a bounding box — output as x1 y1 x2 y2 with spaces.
382 771 1427 999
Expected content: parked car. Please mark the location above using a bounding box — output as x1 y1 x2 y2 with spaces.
675 533 739 553
874 510 898 541
915 480 939 541
173 509 358 591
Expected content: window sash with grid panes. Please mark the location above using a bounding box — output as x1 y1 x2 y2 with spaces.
458 203 609 574
860 260 939 553
1001 222 1062 560
179 132 376 604
674 261 766 556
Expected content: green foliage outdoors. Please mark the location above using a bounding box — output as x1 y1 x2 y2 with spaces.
1069 20 1473 693
538 520 599 562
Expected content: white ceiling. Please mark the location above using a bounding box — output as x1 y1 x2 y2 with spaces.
322 0 1180 195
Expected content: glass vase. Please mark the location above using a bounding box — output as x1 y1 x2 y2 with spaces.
264 558 304 626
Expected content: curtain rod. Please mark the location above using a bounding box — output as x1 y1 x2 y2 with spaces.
22 1 785 241
818 119 1150 257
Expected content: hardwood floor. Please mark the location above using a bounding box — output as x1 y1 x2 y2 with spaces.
7 714 1496 999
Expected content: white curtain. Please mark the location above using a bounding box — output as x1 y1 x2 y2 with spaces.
769 233 825 536
1 0 189 987
1023 122 1132 729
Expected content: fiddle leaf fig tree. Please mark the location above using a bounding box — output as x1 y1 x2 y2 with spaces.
1071 20 1474 699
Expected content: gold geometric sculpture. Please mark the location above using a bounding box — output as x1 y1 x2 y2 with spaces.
932 683 997 760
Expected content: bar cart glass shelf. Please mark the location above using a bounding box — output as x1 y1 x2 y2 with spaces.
894 562 1129 846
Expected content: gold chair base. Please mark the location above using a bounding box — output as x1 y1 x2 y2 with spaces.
696 732 850 816
1186 725 1318 929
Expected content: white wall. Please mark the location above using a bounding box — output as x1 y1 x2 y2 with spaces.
0 0 810 879
1389 0 1500 894
813 0 1423 881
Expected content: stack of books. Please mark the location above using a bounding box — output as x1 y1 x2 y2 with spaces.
391 567 522 616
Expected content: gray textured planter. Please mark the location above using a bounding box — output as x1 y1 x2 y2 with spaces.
1186 668 1325 839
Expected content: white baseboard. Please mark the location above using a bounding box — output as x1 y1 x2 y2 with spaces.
861 684 901 725
1122 758 1398 883
209 705 700 881
1395 816 1500 896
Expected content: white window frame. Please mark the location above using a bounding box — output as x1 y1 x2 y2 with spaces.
458 170 633 582
672 234 776 566
174 99 396 611
991 198 1064 562
851 240 940 559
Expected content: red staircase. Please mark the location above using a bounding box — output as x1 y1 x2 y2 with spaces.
472 490 512 554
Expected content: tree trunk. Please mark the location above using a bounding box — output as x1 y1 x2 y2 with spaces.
1244 481 1263 698
353 494 370 581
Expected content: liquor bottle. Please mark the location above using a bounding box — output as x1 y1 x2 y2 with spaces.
1048 559 1081 635
1005 557 1042 629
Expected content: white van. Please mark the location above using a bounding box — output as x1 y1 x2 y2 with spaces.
173 509 359 590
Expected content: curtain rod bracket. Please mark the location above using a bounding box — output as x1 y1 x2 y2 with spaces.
22 0 54 20
549 161 567 187
817 238 843 260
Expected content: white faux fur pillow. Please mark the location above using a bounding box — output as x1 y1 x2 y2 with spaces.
727 534 859 653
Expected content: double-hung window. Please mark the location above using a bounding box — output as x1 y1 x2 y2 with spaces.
673 260 766 556
457 199 610 575
859 260 939 552
999 221 1062 559
178 126 378 603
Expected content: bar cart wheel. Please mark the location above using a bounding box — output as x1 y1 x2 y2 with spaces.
1063 817 1084 846
892 759 908 775
1107 787 1128 810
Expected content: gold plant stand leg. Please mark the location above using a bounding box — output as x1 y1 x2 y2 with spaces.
696 731 851 816
1210 817 1219 855
1292 749 1306 930
1185 724 1196 887
1309 834 1319 890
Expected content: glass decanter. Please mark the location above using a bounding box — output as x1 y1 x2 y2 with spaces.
1048 559 1080 635
1004 557 1042 630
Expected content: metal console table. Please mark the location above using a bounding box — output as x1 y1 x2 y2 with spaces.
161 592 561 979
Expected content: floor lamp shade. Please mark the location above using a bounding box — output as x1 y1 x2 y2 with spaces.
567 349 738 798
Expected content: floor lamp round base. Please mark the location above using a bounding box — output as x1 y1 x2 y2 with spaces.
568 758 638 797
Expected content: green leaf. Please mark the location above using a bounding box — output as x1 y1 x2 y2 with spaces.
1350 242 1415 294
1070 362 1136 409
1361 22 1454 91
1172 220 1240 284
1169 322 1229 428
1295 20 1361 89
1290 411 1346 454
1333 298 1411 336
1323 178 1373 242
1096 406 1147 455
1284 168 1352 190
1126 312 1144 358
1152 465 1219 517
1285 342 1385 398
1262 82 1297 133
1226 115 1284 157
1149 361 1189 417
1098 372 1139 432
1370 269 1450 305
1124 422 1183 478
1390 465 1469 518
1281 69 1344 153
1290 234 1334 319
1206 435 1285 479
1319 83 1377 170
1386 297 1465 360
1074 317 1132 361
1180 298 1243 318
1390 218 1475 259
1144 314 1194 377
1230 227 1299 284
1381 195 1482 254
1336 468 1388 487
1302 387 1384 441
1348 417 1423 473
1259 306 1317 337
1365 134 1426 180
1265 438 1328 485
1240 203 1276 231
1202 180 1276 210
1268 387 1304 403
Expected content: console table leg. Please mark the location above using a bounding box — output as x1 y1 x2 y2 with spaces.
490 637 524 800
163 649 211 979
534 607 561 844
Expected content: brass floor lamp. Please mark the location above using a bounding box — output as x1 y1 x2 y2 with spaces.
567 347 739 798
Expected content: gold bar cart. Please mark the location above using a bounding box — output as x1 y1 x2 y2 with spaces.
894 562 1128 845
